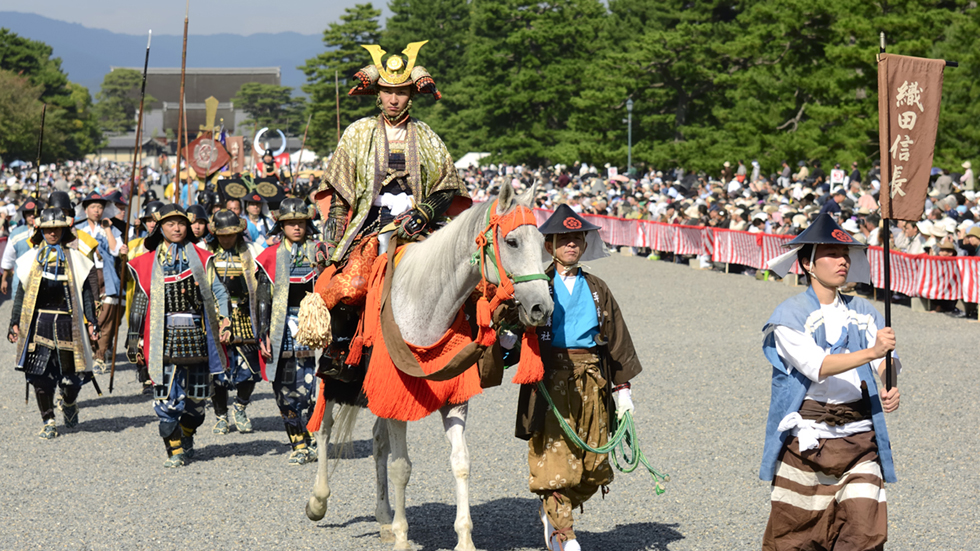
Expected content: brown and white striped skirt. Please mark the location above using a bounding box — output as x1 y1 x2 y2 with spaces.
763 430 887 551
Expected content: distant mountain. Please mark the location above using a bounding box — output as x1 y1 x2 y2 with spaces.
0 12 324 95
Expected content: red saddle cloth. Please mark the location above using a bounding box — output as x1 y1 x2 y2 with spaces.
359 250 483 422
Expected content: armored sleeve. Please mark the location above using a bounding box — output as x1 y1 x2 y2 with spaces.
9 283 24 331
82 271 98 325
256 269 272 338
419 189 457 222
323 197 349 255
128 285 147 332
86 260 101 299
207 263 231 318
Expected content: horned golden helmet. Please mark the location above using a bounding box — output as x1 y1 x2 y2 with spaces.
349 40 442 99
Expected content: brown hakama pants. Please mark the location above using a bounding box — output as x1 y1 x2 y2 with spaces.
764 430 887 551
528 350 614 542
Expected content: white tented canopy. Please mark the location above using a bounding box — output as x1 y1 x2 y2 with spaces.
455 152 490 170
290 148 318 163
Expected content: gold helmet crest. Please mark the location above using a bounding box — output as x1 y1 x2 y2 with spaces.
349 41 442 99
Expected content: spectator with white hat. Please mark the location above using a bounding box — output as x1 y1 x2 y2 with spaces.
960 161 974 191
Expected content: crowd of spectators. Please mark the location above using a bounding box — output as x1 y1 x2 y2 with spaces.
460 158 980 318
460 158 980 258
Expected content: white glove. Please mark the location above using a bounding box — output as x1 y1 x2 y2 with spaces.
612 387 634 419
498 329 518 350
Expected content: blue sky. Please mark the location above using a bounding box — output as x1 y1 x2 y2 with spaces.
0 0 391 36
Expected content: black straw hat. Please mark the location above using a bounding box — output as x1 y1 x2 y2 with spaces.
538 204 601 235
783 213 866 249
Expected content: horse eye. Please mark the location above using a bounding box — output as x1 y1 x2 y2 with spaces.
506 238 519 248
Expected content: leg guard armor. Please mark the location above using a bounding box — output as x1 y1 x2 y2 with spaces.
163 426 186 467
34 385 56 423
212 385 229 417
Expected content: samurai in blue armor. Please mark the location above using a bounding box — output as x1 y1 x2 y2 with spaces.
8 208 97 440
256 198 330 465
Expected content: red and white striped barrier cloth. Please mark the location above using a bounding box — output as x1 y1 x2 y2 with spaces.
531 208 980 301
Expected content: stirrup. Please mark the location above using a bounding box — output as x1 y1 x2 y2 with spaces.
212 416 230 435
38 420 58 440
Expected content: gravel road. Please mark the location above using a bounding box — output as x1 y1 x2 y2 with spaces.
0 252 975 550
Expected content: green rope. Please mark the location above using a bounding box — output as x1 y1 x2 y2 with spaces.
536 380 670 495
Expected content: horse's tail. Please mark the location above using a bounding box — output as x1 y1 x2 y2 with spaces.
329 404 361 472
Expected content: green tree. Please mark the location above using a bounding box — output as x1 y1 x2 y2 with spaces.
699 0 971 177
0 28 102 160
95 68 156 133
565 0 737 169
232 82 306 135
301 3 382 154
0 69 45 161
929 4 980 169
382 0 471 123
443 0 609 165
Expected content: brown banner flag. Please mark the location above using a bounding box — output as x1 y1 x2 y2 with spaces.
878 53 945 221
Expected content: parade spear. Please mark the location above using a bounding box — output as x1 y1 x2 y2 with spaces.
291 114 312 184
108 30 152 394
33 103 47 213
26 103 46 405
174 0 189 206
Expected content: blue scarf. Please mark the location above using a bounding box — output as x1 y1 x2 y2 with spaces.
759 286 896 483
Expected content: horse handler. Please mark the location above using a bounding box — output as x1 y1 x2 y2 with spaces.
762 214 901 550
514 204 642 551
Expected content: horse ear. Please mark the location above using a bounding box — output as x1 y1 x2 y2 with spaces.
516 181 538 208
497 182 515 213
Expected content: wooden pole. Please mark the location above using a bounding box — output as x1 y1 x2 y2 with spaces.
33 103 46 213
879 31 894 391
335 70 341 144
175 0 189 206
182 97 192 206
292 114 312 183
109 30 152 394
26 102 46 405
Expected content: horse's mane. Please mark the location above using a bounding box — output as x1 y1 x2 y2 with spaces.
394 199 496 289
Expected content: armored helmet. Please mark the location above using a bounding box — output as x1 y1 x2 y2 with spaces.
209 209 247 236
30 207 76 245
269 197 316 237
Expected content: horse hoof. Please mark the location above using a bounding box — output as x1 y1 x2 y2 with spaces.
306 497 327 521
379 524 395 544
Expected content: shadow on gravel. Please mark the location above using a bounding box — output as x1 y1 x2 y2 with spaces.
404 497 543 551
578 521 685 550
315 514 377 531
399 498 685 551
200 439 286 460
75 414 156 432
82 392 152 407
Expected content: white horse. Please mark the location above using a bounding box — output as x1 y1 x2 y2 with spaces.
306 183 553 550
